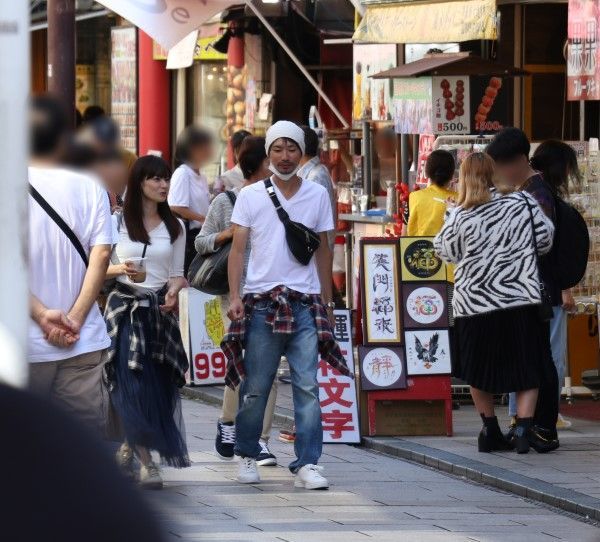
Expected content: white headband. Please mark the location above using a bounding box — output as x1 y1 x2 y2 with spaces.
265 121 305 156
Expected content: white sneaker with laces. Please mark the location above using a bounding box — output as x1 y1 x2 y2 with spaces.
139 462 163 490
294 464 329 490
237 457 260 484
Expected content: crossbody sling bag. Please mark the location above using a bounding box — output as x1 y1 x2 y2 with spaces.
520 193 553 322
264 179 320 265
29 184 89 267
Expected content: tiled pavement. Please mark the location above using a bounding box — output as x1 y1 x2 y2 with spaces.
148 398 600 542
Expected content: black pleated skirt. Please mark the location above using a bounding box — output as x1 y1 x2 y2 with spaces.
455 305 552 394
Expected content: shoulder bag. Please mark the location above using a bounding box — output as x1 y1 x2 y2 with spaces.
188 191 236 295
264 179 320 265
521 193 554 322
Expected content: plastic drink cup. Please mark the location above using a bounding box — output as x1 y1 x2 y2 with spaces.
125 257 147 283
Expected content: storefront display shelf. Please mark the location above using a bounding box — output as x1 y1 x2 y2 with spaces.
338 213 394 224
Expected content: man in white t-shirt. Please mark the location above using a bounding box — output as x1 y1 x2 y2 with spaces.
28 96 113 432
226 121 338 490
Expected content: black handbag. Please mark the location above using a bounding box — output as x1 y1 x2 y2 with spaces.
521 193 554 322
188 191 236 295
264 179 320 265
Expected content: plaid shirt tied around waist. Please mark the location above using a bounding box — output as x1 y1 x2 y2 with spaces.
104 282 189 388
220 285 353 389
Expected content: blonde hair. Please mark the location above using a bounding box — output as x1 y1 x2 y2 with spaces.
457 152 495 209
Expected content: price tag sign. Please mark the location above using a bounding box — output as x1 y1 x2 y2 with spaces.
432 76 471 135
179 288 227 386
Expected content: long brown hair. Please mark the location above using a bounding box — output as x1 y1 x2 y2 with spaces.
123 155 182 244
457 153 495 209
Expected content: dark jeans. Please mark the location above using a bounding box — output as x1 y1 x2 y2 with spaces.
533 321 559 435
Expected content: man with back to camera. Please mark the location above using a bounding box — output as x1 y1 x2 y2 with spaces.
221 120 351 489
28 95 113 432
486 127 563 451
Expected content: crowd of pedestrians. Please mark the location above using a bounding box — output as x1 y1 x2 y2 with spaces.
26 91 590 503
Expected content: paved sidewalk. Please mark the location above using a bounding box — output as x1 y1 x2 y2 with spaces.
182 384 600 521
150 398 600 542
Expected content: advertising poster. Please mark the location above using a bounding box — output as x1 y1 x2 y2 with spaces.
567 0 600 100
431 76 470 135
111 27 137 154
75 65 95 114
318 310 360 444
353 44 397 125
470 76 509 133
392 78 433 134
180 289 227 386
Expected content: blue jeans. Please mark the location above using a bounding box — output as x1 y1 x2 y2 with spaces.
509 306 567 417
234 300 322 472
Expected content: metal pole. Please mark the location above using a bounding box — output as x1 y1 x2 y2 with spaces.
246 0 350 128
0 2 29 387
362 120 372 197
47 0 76 127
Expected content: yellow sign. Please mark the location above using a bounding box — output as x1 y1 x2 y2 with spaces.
353 0 498 44
153 35 227 61
204 297 225 347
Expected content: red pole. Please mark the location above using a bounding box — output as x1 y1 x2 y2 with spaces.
138 30 171 163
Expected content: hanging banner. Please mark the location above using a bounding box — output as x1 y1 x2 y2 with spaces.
567 0 600 101
95 0 240 50
179 288 227 386
353 0 498 44
318 310 360 444
166 30 198 70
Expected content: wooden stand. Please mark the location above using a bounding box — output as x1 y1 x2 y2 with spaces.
367 375 453 437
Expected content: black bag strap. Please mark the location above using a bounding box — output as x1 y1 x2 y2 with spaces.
520 192 546 290
224 190 237 207
264 179 290 224
29 183 89 267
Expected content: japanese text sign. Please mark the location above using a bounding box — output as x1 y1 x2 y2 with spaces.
567 0 600 100
360 239 402 345
318 310 360 444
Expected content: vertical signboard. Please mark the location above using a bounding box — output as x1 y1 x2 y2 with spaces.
567 0 600 100
111 27 138 154
318 310 360 444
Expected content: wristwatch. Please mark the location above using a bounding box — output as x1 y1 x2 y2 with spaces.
325 301 336 310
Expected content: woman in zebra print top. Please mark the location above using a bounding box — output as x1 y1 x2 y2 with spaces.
434 153 554 454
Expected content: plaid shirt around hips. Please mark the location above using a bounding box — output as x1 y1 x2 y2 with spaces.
220 285 352 389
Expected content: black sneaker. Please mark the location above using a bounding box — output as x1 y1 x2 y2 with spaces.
215 421 236 460
256 440 277 466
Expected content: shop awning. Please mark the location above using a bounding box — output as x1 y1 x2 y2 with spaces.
353 0 499 44
371 53 528 78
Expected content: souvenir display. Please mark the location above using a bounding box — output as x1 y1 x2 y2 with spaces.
405 329 452 375
400 237 447 282
402 283 449 328
360 239 402 345
359 346 407 391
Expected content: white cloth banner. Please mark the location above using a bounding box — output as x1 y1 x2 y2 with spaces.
167 30 198 69
95 0 241 50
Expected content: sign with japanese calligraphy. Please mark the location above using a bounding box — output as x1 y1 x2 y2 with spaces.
567 0 600 101
179 288 226 386
405 329 452 375
318 310 360 444
402 283 449 329
360 239 402 345
400 237 447 282
359 346 407 391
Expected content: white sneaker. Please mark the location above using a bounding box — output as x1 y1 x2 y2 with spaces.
557 413 573 430
237 457 260 484
294 464 329 490
139 462 163 490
